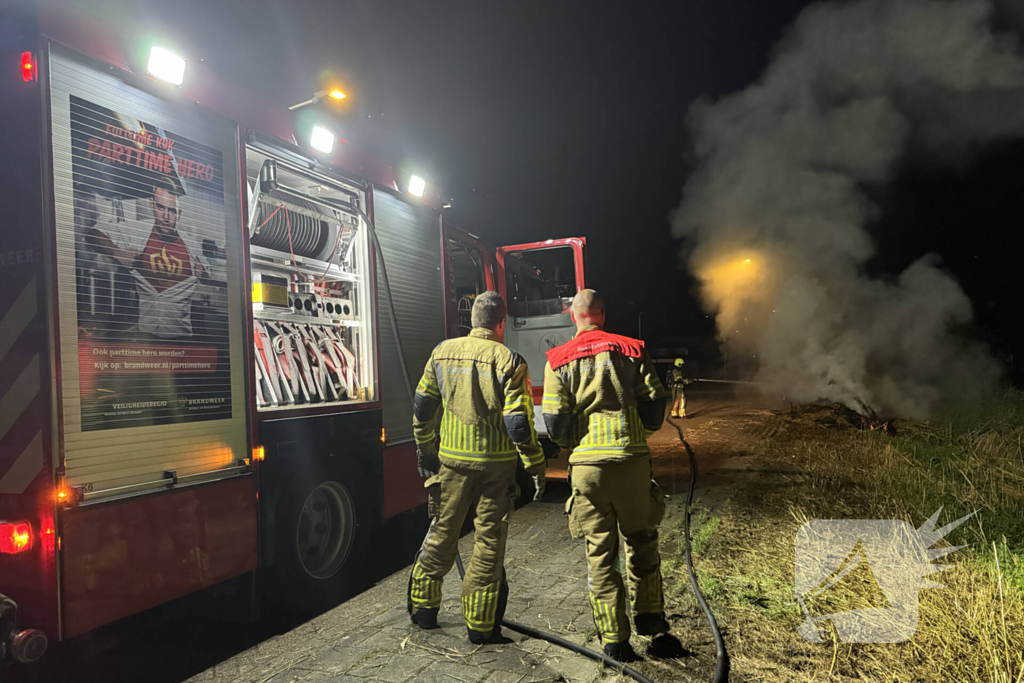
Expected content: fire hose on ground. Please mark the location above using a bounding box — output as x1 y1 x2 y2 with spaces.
362 206 729 683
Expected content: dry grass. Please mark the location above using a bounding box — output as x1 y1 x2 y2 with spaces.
656 389 1024 683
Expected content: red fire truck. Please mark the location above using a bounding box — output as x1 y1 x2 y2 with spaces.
0 4 586 673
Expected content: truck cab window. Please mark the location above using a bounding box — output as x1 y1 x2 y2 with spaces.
447 240 488 335
504 247 576 318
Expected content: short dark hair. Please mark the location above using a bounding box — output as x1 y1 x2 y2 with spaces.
152 175 181 199
571 289 605 316
471 291 507 329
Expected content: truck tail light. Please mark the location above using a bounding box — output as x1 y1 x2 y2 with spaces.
21 52 37 83
0 522 32 554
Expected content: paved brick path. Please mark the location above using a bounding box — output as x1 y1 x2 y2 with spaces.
186 495 640 683
184 389 776 683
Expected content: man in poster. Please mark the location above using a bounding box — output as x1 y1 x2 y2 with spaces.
85 176 207 339
133 176 207 339
70 96 231 430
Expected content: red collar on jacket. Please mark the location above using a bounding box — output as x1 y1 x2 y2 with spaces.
545 327 645 370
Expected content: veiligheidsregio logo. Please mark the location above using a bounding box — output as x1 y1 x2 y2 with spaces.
795 507 976 643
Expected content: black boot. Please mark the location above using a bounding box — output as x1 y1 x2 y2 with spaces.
603 640 639 663
647 633 687 659
410 607 439 630
634 612 671 636
467 626 512 644
493 575 510 628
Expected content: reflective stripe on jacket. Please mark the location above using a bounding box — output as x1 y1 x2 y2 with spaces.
413 327 544 470
542 325 666 465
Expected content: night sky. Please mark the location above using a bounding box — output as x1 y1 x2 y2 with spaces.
58 0 1024 353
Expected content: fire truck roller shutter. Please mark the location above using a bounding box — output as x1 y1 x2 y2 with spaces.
48 49 248 497
372 188 446 444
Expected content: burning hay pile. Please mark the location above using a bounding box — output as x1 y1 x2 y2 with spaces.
787 402 897 435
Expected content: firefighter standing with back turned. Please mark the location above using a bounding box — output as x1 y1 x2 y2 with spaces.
408 291 547 644
542 289 685 662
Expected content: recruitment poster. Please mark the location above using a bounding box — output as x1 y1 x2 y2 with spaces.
70 95 232 430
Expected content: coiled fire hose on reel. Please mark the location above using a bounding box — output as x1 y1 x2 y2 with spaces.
360 205 729 683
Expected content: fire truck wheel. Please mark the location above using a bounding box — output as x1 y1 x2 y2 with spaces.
273 467 373 611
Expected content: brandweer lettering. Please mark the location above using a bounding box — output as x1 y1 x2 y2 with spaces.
0 248 40 268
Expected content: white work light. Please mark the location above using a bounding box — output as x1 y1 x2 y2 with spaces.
147 46 186 86
408 174 426 198
310 125 335 154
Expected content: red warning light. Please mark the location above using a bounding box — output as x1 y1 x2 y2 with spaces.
0 521 32 554
21 52 37 83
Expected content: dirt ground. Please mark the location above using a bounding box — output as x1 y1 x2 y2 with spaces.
547 381 786 494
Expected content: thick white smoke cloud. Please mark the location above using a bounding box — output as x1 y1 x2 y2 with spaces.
672 0 1023 419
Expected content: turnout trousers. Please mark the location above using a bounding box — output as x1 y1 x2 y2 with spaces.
568 459 667 644
670 386 686 418
409 461 516 636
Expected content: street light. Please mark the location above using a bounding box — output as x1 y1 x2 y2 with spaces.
289 89 347 111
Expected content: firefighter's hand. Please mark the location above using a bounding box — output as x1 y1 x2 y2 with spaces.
532 474 546 502
416 445 440 479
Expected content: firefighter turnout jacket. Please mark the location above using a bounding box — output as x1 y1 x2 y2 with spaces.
668 366 688 387
412 327 545 472
409 327 544 638
541 325 671 645
541 325 666 464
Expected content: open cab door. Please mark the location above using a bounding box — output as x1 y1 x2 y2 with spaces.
440 228 586 436
497 239 586 436
496 238 586 368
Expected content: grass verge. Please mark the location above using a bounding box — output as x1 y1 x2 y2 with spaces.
656 389 1024 683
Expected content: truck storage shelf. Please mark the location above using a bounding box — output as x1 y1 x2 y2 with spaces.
256 397 372 412
253 309 360 327
250 245 359 283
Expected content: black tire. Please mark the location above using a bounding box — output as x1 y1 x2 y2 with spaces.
271 463 374 613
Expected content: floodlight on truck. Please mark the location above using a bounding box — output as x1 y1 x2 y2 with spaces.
147 46 186 86
408 174 426 197
310 124 335 154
